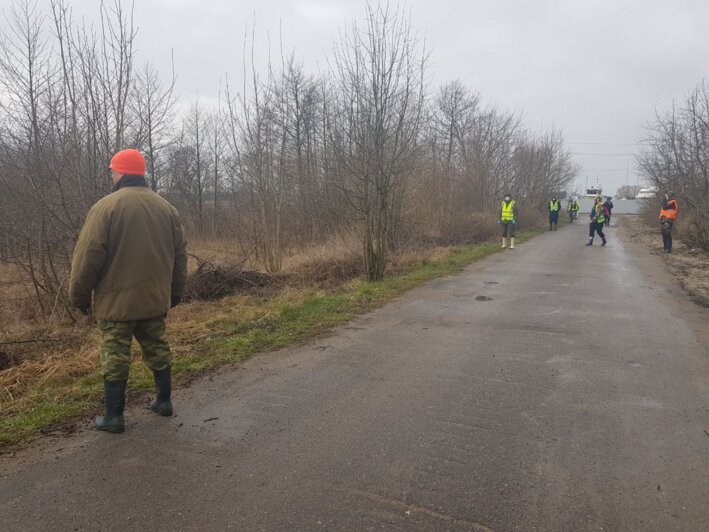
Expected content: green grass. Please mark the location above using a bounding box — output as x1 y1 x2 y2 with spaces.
0 229 541 450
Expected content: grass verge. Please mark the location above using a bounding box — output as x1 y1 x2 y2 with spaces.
0 229 542 451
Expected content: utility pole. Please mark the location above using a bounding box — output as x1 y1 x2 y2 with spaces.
626 161 629 186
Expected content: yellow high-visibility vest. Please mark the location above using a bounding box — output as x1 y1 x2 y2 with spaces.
549 200 560 212
501 200 516 221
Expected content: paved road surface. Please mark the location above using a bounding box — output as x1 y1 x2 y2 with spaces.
2 221 709 531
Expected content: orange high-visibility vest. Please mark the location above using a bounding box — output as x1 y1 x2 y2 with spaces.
659 199 678 220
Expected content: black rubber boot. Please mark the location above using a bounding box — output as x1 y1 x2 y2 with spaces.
585 239 593 246
95 380 126 433
601 239 607 246
150 367 173 416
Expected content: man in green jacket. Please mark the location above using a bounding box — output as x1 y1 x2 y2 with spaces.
70 149 188 433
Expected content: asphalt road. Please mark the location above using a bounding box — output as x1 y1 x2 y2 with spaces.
2 220 709 531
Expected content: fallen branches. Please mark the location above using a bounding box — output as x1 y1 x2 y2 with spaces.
185 256 277 301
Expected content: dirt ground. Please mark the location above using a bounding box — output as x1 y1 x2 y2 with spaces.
621 216 709 308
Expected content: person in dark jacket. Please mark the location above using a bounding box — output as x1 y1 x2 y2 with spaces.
586 196 607 246
603 196 614 227
70 149 188 433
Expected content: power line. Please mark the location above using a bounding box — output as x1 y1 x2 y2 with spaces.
572 152 636 156
569 142 640 146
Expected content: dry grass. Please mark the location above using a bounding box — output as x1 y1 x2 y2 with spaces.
0 263 35 330
0 290 273 414
0 332 96 405
625 216 709 307
436 212 500 244
0 235 448 409
185 237 257 270
283 230 362 274
0 221 546 433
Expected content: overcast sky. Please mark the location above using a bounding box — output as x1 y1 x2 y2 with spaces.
5 0 709 195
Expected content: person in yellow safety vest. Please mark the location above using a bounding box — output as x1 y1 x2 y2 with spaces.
548 196 561 231
586 196 607 246
567 197 580 223
498 193 518 249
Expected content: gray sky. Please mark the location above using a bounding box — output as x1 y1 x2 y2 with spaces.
6 0 709 195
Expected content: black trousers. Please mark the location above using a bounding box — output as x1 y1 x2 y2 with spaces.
589 221 605 241
661 220 673 251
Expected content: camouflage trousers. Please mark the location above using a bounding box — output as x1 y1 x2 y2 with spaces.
97 315 171 381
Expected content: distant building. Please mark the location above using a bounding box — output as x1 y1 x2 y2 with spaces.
635 186 658 199
584 182 602 197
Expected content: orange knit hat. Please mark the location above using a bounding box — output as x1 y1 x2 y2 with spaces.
109 149 146 176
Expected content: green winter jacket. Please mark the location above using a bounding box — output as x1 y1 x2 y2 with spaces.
69 183 188 321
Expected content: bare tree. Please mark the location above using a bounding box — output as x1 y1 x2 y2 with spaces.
169 100 209 233
0 0 583 322
223 25 288 272
616 185 641 199
427 81 480 224
0 0 139 319
130 61 177 191
638 80 709 249
330 1 427 280
206 97 225 236
512 128 578 202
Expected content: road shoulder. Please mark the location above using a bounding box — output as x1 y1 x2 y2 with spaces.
617 216 709 351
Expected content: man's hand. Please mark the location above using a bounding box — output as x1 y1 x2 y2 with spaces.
170 296 182 309
512 220 517 225
77 307 89 315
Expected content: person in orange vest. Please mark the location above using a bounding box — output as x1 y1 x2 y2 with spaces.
659 192 678 253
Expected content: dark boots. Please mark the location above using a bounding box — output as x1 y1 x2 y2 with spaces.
95 369 172 432
150 367 173 416
95 380 126 433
